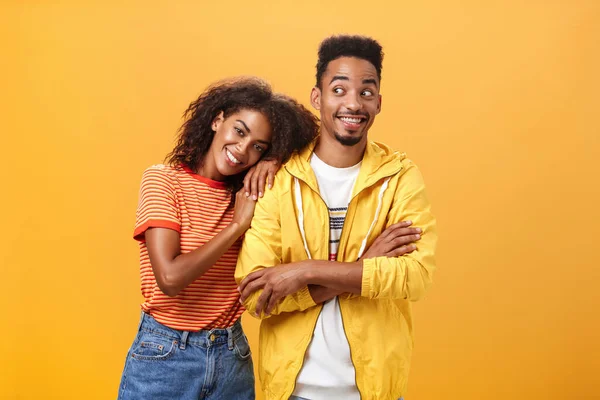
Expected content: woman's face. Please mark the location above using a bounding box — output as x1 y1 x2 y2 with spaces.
202 109 272 181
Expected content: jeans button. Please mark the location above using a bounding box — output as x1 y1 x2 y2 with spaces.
209 334 216 342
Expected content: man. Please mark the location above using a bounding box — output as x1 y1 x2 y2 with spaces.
235 35 437 400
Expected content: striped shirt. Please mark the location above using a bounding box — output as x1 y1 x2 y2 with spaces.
328 207 348 260
133 164 244 331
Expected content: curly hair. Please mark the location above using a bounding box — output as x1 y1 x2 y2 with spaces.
315 35 384 88
264 93 319 164
165 77 319 189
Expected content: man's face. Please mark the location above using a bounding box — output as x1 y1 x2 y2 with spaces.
311 56 381 147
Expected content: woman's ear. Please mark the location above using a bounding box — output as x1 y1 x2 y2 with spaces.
211 111 224 132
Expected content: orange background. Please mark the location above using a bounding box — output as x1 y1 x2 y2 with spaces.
1 1 599 399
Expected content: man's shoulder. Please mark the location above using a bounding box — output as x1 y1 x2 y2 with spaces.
277 151 306 179
362 140 418 177
367 140 407 161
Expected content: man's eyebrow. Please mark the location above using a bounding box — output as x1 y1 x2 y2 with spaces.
329 75 349 85
236 119 250 133
363 78 378 86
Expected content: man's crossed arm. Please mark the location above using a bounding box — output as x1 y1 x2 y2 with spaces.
239 220 422 316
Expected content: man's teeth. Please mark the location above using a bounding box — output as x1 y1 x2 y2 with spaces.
339 117 362 123
226 149 241 164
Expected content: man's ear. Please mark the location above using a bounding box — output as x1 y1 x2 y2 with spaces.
211 111 224 131
376 94 382 115
310 87 321 110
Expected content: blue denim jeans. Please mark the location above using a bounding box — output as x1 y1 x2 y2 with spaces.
118 312 254 400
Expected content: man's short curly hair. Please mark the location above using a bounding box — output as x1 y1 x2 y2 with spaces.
315 35 384 88
166 76 319 189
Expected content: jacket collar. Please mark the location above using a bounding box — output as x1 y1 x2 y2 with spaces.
285 138 405 197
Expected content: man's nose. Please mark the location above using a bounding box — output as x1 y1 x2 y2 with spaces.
344 92 363 112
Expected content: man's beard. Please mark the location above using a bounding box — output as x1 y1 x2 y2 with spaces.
334 131 363 146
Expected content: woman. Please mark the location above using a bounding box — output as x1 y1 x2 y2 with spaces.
118 77 319 400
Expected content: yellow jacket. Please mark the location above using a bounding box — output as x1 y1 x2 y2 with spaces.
235 140 437 400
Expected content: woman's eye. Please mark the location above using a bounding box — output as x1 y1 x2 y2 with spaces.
235 127 244 136
254 144 264 152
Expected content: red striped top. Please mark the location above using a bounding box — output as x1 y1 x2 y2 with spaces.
133 164 244 331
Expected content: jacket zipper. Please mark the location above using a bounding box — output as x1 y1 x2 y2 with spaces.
290 174 365 399
287 304 324 398
286 178 328 399
337 172 401 399
337 194 363 399
286 167 401 399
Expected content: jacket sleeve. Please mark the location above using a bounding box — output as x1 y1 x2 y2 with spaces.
234 177 317 319
361 160 438 301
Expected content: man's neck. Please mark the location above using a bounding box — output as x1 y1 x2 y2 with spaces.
313 134 367 168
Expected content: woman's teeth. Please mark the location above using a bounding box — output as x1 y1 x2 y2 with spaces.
226 149 241 164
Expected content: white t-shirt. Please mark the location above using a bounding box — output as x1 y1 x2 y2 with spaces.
292 153 361 400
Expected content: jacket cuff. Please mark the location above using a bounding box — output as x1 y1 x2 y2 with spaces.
297 286 318 309
361 258 375 299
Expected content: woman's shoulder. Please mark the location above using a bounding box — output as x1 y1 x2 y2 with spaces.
140 164 183 186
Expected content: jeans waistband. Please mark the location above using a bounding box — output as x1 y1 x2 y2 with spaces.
138 312 243 350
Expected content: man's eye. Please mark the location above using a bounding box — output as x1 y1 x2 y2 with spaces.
362 90 373 96
333 87 344 94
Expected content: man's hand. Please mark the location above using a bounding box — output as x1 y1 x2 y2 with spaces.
361 220 422 259
239 261 309 316
243 158 280 200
